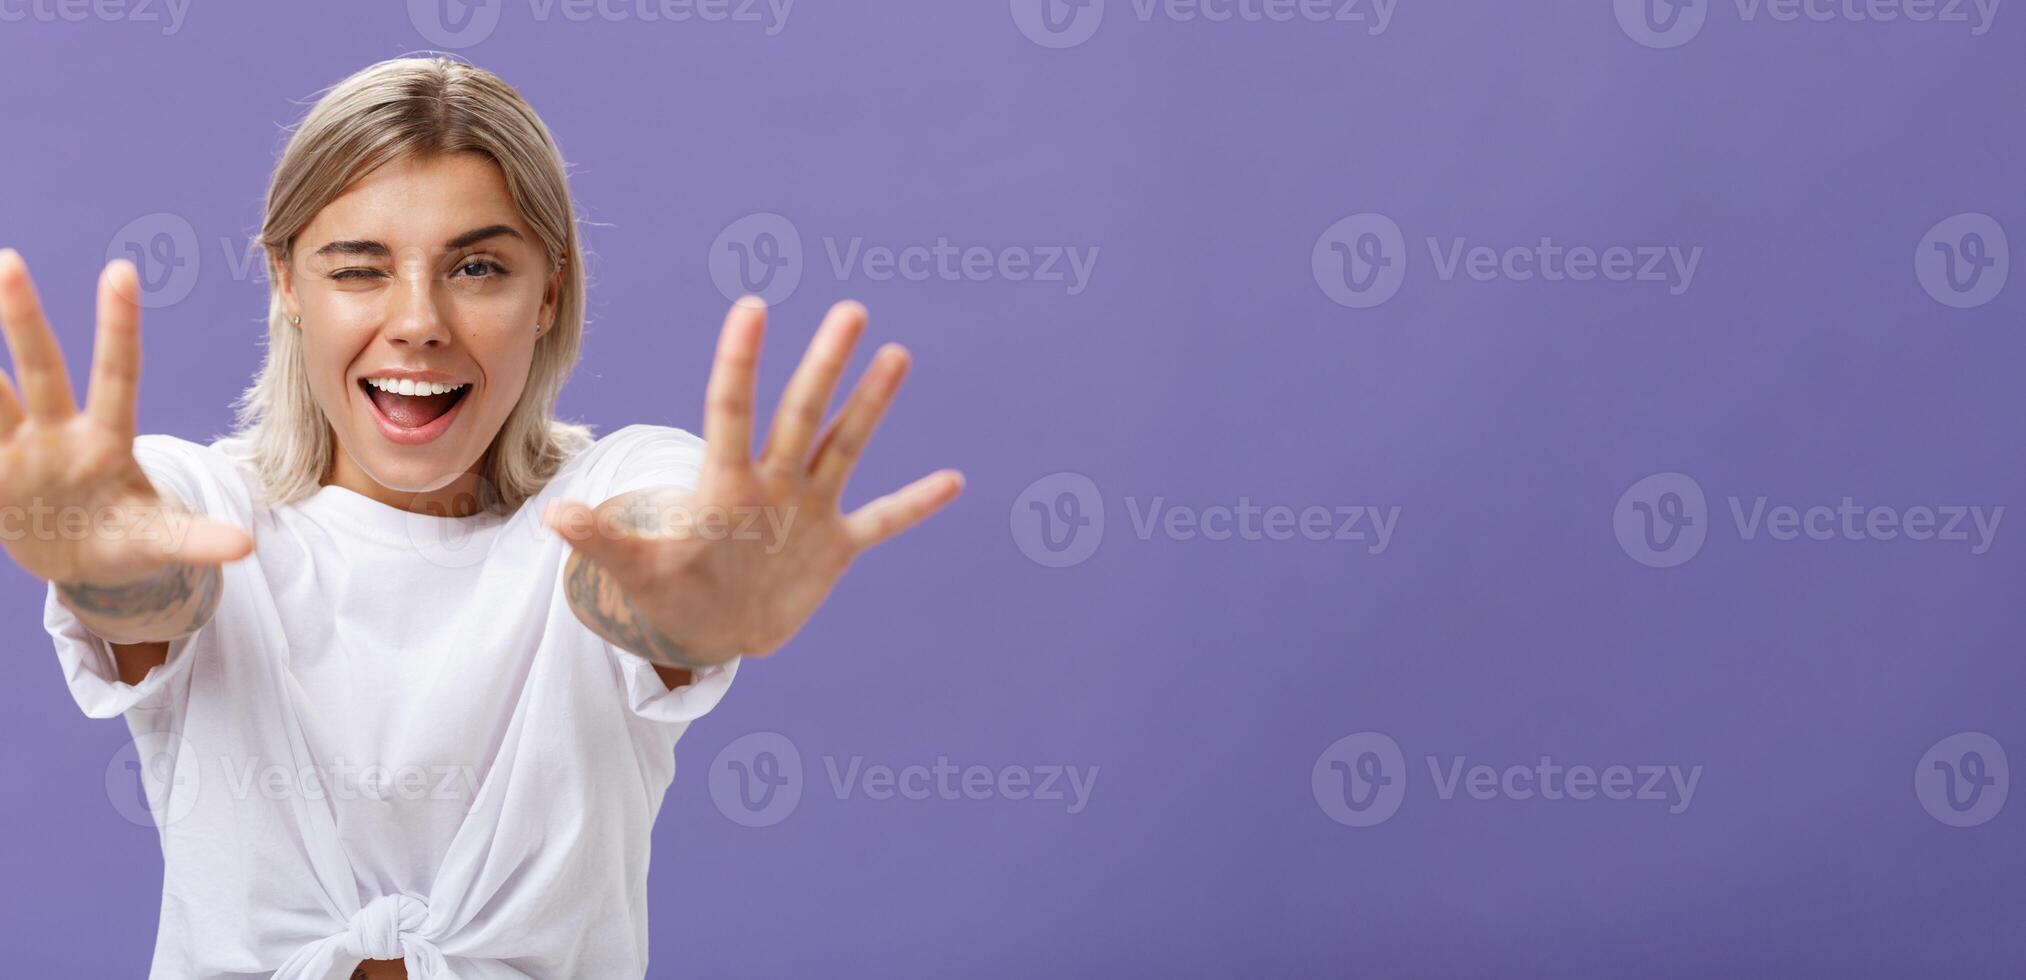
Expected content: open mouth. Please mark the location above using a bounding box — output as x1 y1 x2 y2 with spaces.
359 376 472 444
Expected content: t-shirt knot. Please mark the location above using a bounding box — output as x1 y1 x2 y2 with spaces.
342 893 428 960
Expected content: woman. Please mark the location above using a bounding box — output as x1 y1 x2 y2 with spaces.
4 56 961 979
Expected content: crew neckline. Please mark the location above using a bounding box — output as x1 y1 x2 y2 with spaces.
297 482 513 548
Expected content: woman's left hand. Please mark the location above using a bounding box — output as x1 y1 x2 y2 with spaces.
543 297 963 668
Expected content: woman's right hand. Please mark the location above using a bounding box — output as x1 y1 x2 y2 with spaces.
0 249 252 588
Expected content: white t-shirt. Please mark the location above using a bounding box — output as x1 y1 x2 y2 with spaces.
43 424 740 979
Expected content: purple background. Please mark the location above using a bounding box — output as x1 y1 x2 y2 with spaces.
2 1 2023 976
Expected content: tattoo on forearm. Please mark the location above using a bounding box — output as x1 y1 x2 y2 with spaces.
57 562 221 641
564 553 714 670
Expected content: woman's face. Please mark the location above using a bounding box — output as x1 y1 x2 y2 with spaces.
277 152 561 514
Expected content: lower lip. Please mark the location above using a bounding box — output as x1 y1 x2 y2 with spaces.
359 381 470 446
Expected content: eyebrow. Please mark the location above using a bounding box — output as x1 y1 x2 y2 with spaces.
312 224 524 259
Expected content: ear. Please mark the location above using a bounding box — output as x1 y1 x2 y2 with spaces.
270 249 300 327
538 251 566 334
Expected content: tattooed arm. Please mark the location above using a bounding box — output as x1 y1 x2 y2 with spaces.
560 486 720 691
53 489 226 685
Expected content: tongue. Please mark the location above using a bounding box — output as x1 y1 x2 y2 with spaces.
370 387 459 429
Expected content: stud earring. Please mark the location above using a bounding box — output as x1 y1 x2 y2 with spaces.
290 314 301 326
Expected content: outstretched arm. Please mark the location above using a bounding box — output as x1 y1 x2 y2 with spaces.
547 298 962 684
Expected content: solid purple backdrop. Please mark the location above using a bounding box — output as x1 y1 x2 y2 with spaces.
1 2 2022 977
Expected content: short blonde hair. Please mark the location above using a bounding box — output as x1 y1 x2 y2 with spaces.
233 55 593 514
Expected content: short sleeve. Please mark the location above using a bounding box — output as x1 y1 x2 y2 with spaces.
585 424 741 724
44 582 209 718
604 423 707 499
614 652 740 725
40 433 245 720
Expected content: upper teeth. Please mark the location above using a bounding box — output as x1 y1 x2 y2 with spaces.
367 377 466 396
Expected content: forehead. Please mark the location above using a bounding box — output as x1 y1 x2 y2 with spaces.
301 152 529 247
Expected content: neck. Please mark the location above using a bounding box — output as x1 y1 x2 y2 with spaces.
324 448 489 518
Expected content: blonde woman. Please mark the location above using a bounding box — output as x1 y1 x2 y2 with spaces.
4 56 961 979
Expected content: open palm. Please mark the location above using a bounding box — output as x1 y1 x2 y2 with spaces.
543 298 962 665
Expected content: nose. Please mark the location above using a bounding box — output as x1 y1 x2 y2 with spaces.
385 250 450 349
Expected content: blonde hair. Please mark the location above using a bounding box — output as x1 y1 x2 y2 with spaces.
233 55 593 514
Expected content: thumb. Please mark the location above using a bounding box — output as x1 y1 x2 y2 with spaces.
159 515 255 566
543 497 628 566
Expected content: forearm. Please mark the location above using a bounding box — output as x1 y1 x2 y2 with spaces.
56 559 223 646
52 488 224 646
562 549 733 672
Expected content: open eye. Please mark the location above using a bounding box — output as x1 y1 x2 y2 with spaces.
451 257 508 280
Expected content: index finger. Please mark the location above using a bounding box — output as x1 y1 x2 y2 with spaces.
85 260 142 436
0 249 80 421
702 297 765 471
